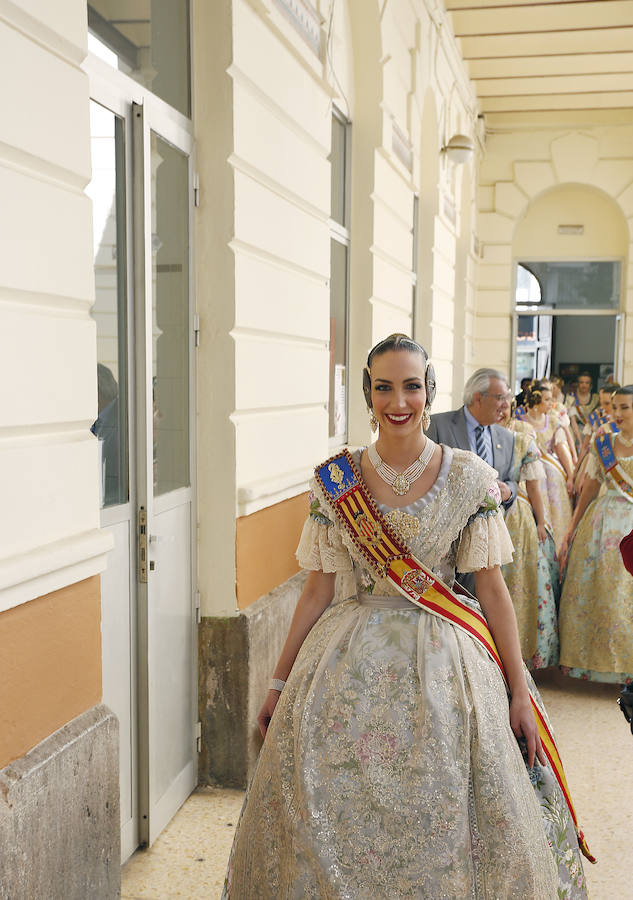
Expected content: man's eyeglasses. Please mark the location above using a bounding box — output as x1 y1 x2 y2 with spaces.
483 392 513 403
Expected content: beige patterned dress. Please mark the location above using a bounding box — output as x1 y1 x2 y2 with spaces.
529 414 573 552
560 443 633 683
502 430 560 669
223 447 587 899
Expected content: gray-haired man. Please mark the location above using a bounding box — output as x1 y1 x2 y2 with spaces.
426 368 517 593
427 368 517 507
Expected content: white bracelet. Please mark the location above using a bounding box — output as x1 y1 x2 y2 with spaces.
270 678 286 692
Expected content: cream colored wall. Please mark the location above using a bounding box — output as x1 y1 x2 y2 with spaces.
475 123 633 385
196 0 479 613
0 0 111 613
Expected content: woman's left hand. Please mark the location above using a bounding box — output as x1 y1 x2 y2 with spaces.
536 522 547 544
509 692 547 769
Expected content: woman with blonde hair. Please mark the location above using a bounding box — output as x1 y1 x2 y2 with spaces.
521 382 574 552
223 335 589 899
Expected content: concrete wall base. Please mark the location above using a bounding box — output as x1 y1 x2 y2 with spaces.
198 570 308 788
0 704 120 900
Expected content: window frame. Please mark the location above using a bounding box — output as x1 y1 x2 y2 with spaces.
328 106 352 447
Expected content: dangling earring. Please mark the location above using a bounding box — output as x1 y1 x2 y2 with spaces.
422 407 431 431
369 411 378 433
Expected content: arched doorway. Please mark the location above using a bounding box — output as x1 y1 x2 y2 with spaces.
512 184 629 391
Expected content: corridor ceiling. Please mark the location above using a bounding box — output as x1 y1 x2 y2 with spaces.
445 0 633 120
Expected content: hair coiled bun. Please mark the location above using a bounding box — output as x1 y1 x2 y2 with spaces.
526 380 549 409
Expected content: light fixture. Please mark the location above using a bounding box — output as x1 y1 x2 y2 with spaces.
441 134 474 165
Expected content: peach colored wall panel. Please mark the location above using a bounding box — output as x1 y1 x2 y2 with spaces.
0 577 102 770
236 493 309 610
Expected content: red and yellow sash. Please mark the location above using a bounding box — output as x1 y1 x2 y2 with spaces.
315 449 595 863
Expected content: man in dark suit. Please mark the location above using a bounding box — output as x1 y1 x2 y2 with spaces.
426 368 516 595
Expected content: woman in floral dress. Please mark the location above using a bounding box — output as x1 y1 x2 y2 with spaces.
559 385 633 684
500 413 560 670
223 335 588 899
522 382 574 553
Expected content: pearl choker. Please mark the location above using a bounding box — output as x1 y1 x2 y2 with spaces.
368 439 435 496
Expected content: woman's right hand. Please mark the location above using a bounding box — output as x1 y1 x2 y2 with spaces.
257 689 282 738
558 532 572 573
536 522 547 544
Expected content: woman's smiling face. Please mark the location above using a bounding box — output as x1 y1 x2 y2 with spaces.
370 349 427 436
613 393 633 432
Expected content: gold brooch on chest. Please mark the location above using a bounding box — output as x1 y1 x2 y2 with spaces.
385 509 421 543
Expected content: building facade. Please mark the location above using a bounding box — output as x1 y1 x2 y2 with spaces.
1 0 632 893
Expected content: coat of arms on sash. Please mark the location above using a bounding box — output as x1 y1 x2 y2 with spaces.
400 568 435 597
353 511 383 547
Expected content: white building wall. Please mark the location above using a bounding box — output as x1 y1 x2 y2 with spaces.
230 0 333 515
196 0 479 614
0 0 111 613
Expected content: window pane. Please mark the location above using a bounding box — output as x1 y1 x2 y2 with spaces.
88 101 129 508
516 261 619 309
329 239 348 438
330 115 347 227
151 132 190 496
88 1 191 117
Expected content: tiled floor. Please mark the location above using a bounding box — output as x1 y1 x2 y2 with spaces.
121 787 244 899
122 670 632 899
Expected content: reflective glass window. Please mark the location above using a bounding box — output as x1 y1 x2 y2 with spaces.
88 1 191 117
151 132 190 495
88 101 129 508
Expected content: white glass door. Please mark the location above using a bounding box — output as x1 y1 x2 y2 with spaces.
88 98 139 863
134 101 197 846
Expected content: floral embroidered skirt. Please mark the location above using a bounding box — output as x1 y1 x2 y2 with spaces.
223 596 587 898
560 491 633 683
503 496 560 669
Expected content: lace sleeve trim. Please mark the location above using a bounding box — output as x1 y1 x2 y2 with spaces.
456 510 515 572
521 459 545 482
295 516 353 573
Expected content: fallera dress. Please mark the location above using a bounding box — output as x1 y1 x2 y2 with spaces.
502 428 560 670
559 442 633 684
527 413 573 553
222 446 587 899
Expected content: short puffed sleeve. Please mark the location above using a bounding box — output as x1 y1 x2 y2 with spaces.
520 438 545 482
584 444 605 484
582 423 592 437
295 488 353 573
552 426 567 445
456 481 515 572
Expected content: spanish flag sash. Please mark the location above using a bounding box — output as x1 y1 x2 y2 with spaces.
315 449 595 863
596 432 633 503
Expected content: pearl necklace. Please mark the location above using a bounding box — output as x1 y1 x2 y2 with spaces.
368 439 435 496
617 433 633 447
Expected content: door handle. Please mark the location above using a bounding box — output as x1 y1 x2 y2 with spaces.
138 506 148 583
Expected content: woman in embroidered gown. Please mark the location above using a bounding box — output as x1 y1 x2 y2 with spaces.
223 335 588 899
550 375 577 466
523 382 574 553
558 385 633 685
573 384 619 496
565 372 600 449
499 412 560 670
